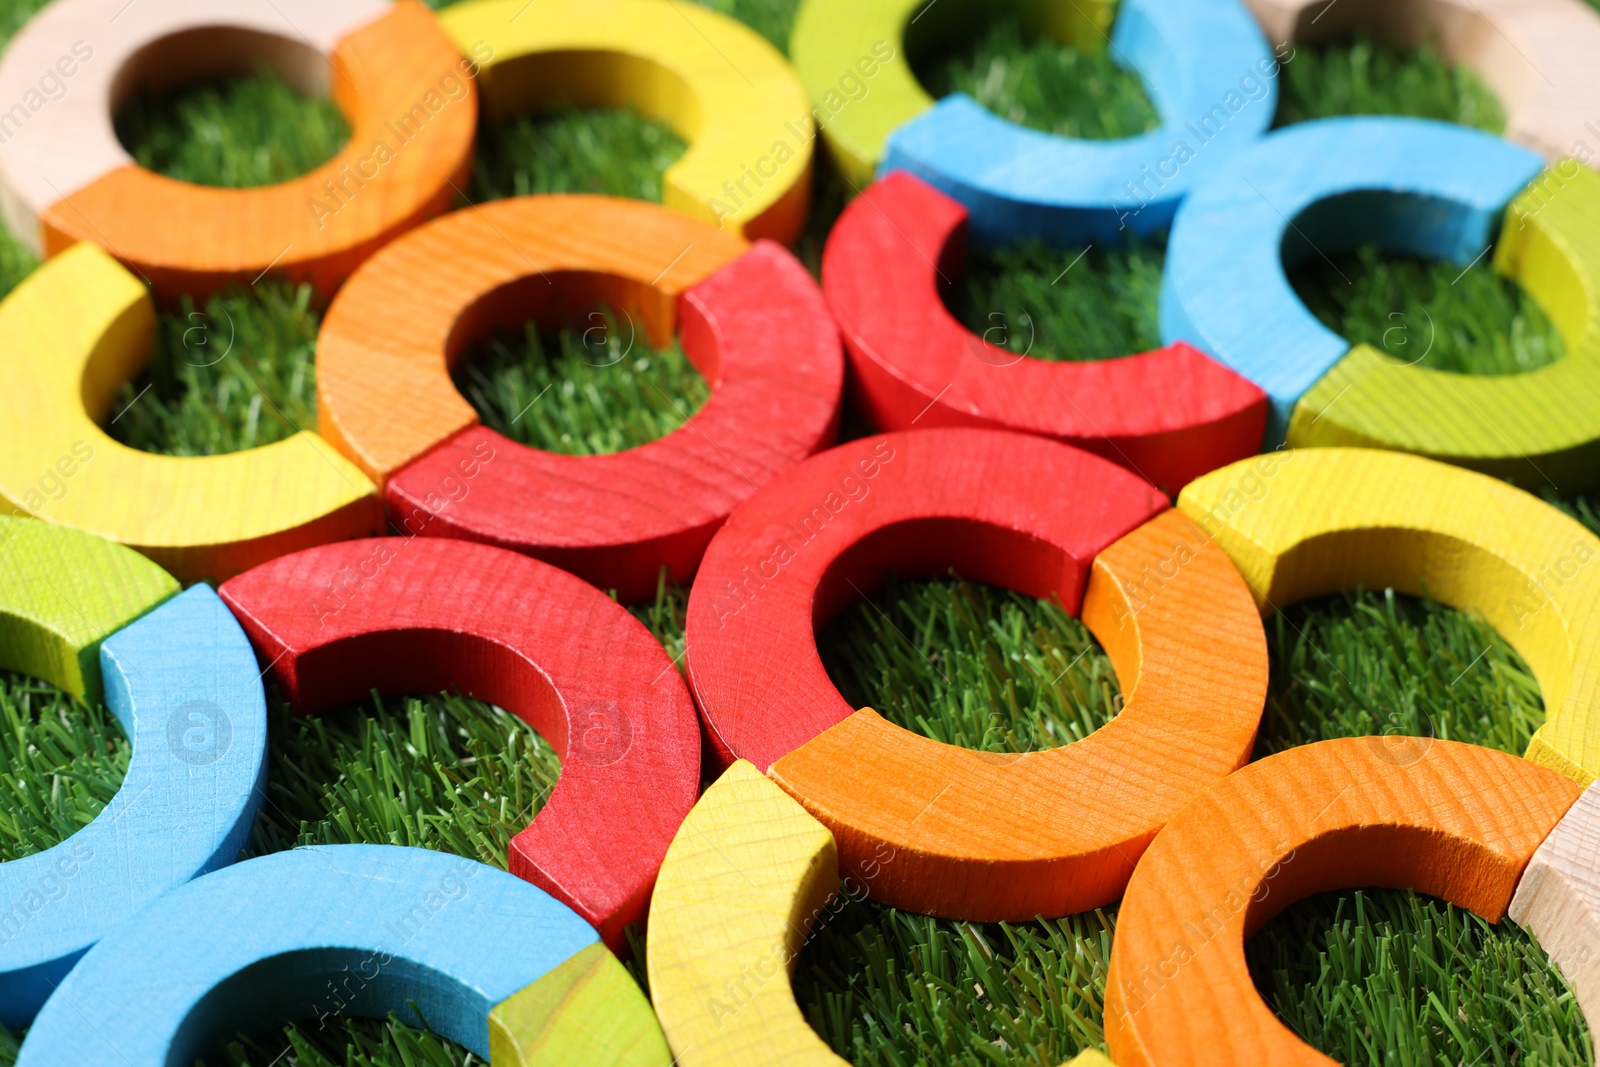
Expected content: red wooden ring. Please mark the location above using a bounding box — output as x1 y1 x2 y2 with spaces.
218 535 702 950
821 172 1269 495
683 427 1170 773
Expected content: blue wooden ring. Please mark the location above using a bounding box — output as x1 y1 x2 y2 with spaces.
1159 115 1546 443
17 844 598 1063
879 0 1278 246
0 584 267 1028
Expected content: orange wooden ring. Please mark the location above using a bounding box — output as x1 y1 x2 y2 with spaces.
0 0 476 300
768 507 1268 920
1104 738 1581 1067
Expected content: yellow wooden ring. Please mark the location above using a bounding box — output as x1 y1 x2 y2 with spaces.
437 0 812 243
0 243 381 584
1290 161 1600 492
1178 447 1600 786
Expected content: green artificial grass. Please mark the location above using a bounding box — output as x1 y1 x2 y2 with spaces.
1273 35 1506 133
2 0 1600 1063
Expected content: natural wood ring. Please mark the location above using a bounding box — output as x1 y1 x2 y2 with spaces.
218 536 705 950
317 195 844 603
1104 737 1580 1066
823 171 1268 497
0 0 475 299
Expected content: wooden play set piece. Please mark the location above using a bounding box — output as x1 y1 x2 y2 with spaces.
1103 737 1581 1066
217 536 703 950
0 514 177 703
822 172 1268 495
1161 116 1546 444
1242 0 1600 172
790 0 1115 188
1290 159 1600 491
879 0 1277 245
0 0 475 299
318 195 844 602
490 942 673 1067
0 243 381 583
1178 448 1600 786
14 845 600 1063
1509 783 1600 1036
1 574 268 1028
437 0 813 243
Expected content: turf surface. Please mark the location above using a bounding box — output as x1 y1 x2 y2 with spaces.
1 0 1599 1064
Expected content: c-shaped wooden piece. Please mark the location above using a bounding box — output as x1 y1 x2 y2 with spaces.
218 536 703 950
1104 738 1581 1066
1178 448 1600 785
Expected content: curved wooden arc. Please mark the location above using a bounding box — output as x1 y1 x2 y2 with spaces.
1177 448 1600 785
1509 782 1600 1041
490 942 673 1067
0 243 381 583
0 0 474 298
1104 738 1580 1066
217 537 703 949
769 508 1267 920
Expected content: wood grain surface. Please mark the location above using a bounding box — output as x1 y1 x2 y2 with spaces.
685 428 1169 772
0 242 381 583
1509 781 1600 1039
1178 448 1600 786
217 536 703 950
489 942 673 1067
646 760 849 1067
823 172 1267 496
768 509 1267 920
1104 738 1581 1067
439 0 812 242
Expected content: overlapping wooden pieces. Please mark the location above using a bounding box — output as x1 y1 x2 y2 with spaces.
646 761 848 1067
822 172 1267 496
489 942 672 1067
1290 161 1600 491
317 193 748 484
438 0 811 242
1176 448 1600 785
0 515 177 702
685 429 1169 772
1241 0 1600 171
387 239 845 602
881 0 1277 245
788 0 1116 188
0 244 380 582
0 0 475 299
15 845 596 1063
768 509 1266 920
1160 116 1545 443
1509 782 1600 1035
1104 738 1581 1067
0 584 267 1028
217 537 702 949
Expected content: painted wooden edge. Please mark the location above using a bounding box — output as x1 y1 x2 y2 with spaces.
881 0 1278 246
15 844 597 1062
767 509 1267 920
1160 116 1544 442
1290 160 1600 492
1104 737 1580 1066
386 238 845 603
684 429 1169 772
317 193 747 484
489 942 672 1067
0 584 268 1029
821 171 1267 496
645 760 848 1067
216 536 703 950
22 2 474 298
0 242 381 583
1177 447 1600 786
1510 781 1600 1037
1239 0 1600 172
1063 1053 1116 1067
438 0 811 242
0 514 178 702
